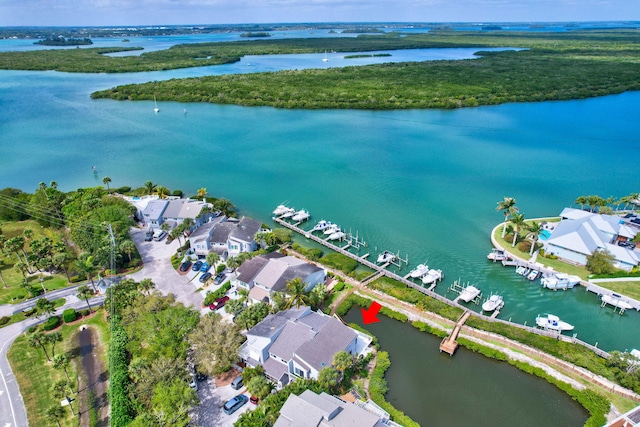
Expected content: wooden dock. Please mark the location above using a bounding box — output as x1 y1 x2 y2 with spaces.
440 311 471 356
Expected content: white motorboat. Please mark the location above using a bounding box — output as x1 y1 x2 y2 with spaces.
281 209 296 219
601 294 634 310
541 273 580 290
311 220 332 232
323 224 340 235
527 270 540 281
377 250 396 264
487 248 509 262
328 231 346 241
482 295 504 312
421 269 443 285
153 95 160 113
515 266 526 275
458 285 481 303
292 209 310 222
273 204 294 216
409 264 429 278
535 314 574 331
555 273 581 288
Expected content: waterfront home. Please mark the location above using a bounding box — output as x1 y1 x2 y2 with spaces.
188 215 226 257
188 215 262 259
227 217 262 256
232 252 326 304
238 307 372 388
161 198 212 229
140 198 168 229
274 389 398 427
545 208 639 271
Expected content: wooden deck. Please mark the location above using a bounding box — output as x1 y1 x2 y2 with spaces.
440 311 471 356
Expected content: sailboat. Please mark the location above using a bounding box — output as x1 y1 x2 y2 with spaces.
322 51 329 62
153 95 160 113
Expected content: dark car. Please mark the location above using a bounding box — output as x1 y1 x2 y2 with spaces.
144 232 153 241
223 394 248 415
195 372 207 382
192 260 203 272
179 261 192 272
230 375 244 390
209 296 230 311
199 272 212 283
214 272 226 285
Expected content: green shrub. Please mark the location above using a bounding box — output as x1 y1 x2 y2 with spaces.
172 189 183 197
319 253 358 274
0 316 9 326
80 309 90 316
115 186 131 193
27 325 37 333
62 308 77 323
333 281 345 292
517 240 532 252
216 264 226 274
43 316 61 331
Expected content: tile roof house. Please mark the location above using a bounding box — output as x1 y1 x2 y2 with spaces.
238 307 372 388
545 208 639 271
232 253 326 304
274 390 396 427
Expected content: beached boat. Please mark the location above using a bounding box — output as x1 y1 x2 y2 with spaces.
328 230 346 241
421 269 443 285
409 264 429 278
458 285 481 303
535 314 574 331
292 209 310 222
377 250 396 264
601 294 634 311
273 204 294 216
482 295 504 313
311 220 332 232
487 248 509 262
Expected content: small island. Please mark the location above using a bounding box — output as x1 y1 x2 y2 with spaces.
34 36 93 46
344 53 392 59
240 31 271 38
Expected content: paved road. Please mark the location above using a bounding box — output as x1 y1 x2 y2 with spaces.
0 295 104 427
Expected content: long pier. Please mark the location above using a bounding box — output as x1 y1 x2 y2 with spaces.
275 215 611 360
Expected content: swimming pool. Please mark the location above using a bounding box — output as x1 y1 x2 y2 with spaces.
539 229 552 240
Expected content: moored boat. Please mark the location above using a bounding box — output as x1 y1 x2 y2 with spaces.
535 314 574 331
328 230 346 241
323 224 340 235
601 294 634 311
292 209 310 222
482 295 504 312
377 250 396 264
311 220 332 232
421 269 443 285
458 285 481 303
409 263 429 278
487 248 509 262
273 204 294 216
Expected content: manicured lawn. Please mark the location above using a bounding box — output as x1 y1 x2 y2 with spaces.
0 298 66 329
594 281 640 301
7 309 109 427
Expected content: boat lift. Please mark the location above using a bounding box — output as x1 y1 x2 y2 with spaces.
389 250 409 269
346 229 367 252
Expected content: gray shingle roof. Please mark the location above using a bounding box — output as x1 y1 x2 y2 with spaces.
268 321 315 362
236 256 270 284
142 200 168 220
230 217 262 243
246 307 310 338
210 221 235 244
295 317 356 373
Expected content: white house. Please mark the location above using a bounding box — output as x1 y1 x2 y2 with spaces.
238 307 372 388
161 198 212 229
188 215 262 259
545 208 639 271
232 253 326 304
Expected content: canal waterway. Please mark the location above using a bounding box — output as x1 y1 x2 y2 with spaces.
343 309 589 426
0 38 639 352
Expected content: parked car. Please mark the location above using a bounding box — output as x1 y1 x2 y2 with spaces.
209 296 230 311
199 262 210 273
192 261 203 272
144 231 154 241
195 372 207 382
199 272 213 283
230 375 244 390
214 272 226 285
249 395 259 405
223 394 248 415
189 377 198 391
179 261 192 272
153 230 167 241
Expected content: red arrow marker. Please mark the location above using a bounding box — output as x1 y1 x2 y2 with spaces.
361 301 382 325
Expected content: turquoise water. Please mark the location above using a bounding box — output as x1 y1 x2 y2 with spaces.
1 48 639 351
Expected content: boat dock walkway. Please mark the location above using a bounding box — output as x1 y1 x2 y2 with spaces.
440 311 471 356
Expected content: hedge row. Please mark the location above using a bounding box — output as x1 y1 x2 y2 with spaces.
109 318 134 426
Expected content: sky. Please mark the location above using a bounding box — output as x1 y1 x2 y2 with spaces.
1 0 639 27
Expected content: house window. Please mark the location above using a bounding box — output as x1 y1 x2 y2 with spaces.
293 367 305 378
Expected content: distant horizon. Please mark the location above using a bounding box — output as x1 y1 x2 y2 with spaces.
1 0 639 27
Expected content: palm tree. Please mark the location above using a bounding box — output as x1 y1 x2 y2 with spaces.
45 405 65 427
182 217 195 231
119 240 137 263
36 297 55 318
586 195 603 212
574 195 587 210
213 198 235 217
138 278 155 295
23 228 33 241
197 187 208 198
46 331 62 357
76 255 98 292
206 252 220 268
102 176 112 191
51 380 76 415
496 197 518 238
144 180 156 195
509 212 526 247
27 331 51 361
333 350 354 381
527 221 544 256
226 256 241 271
155 185 170 199
53 353 71 381
76 285 94 312
52 252 71 282
284 278 309 309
